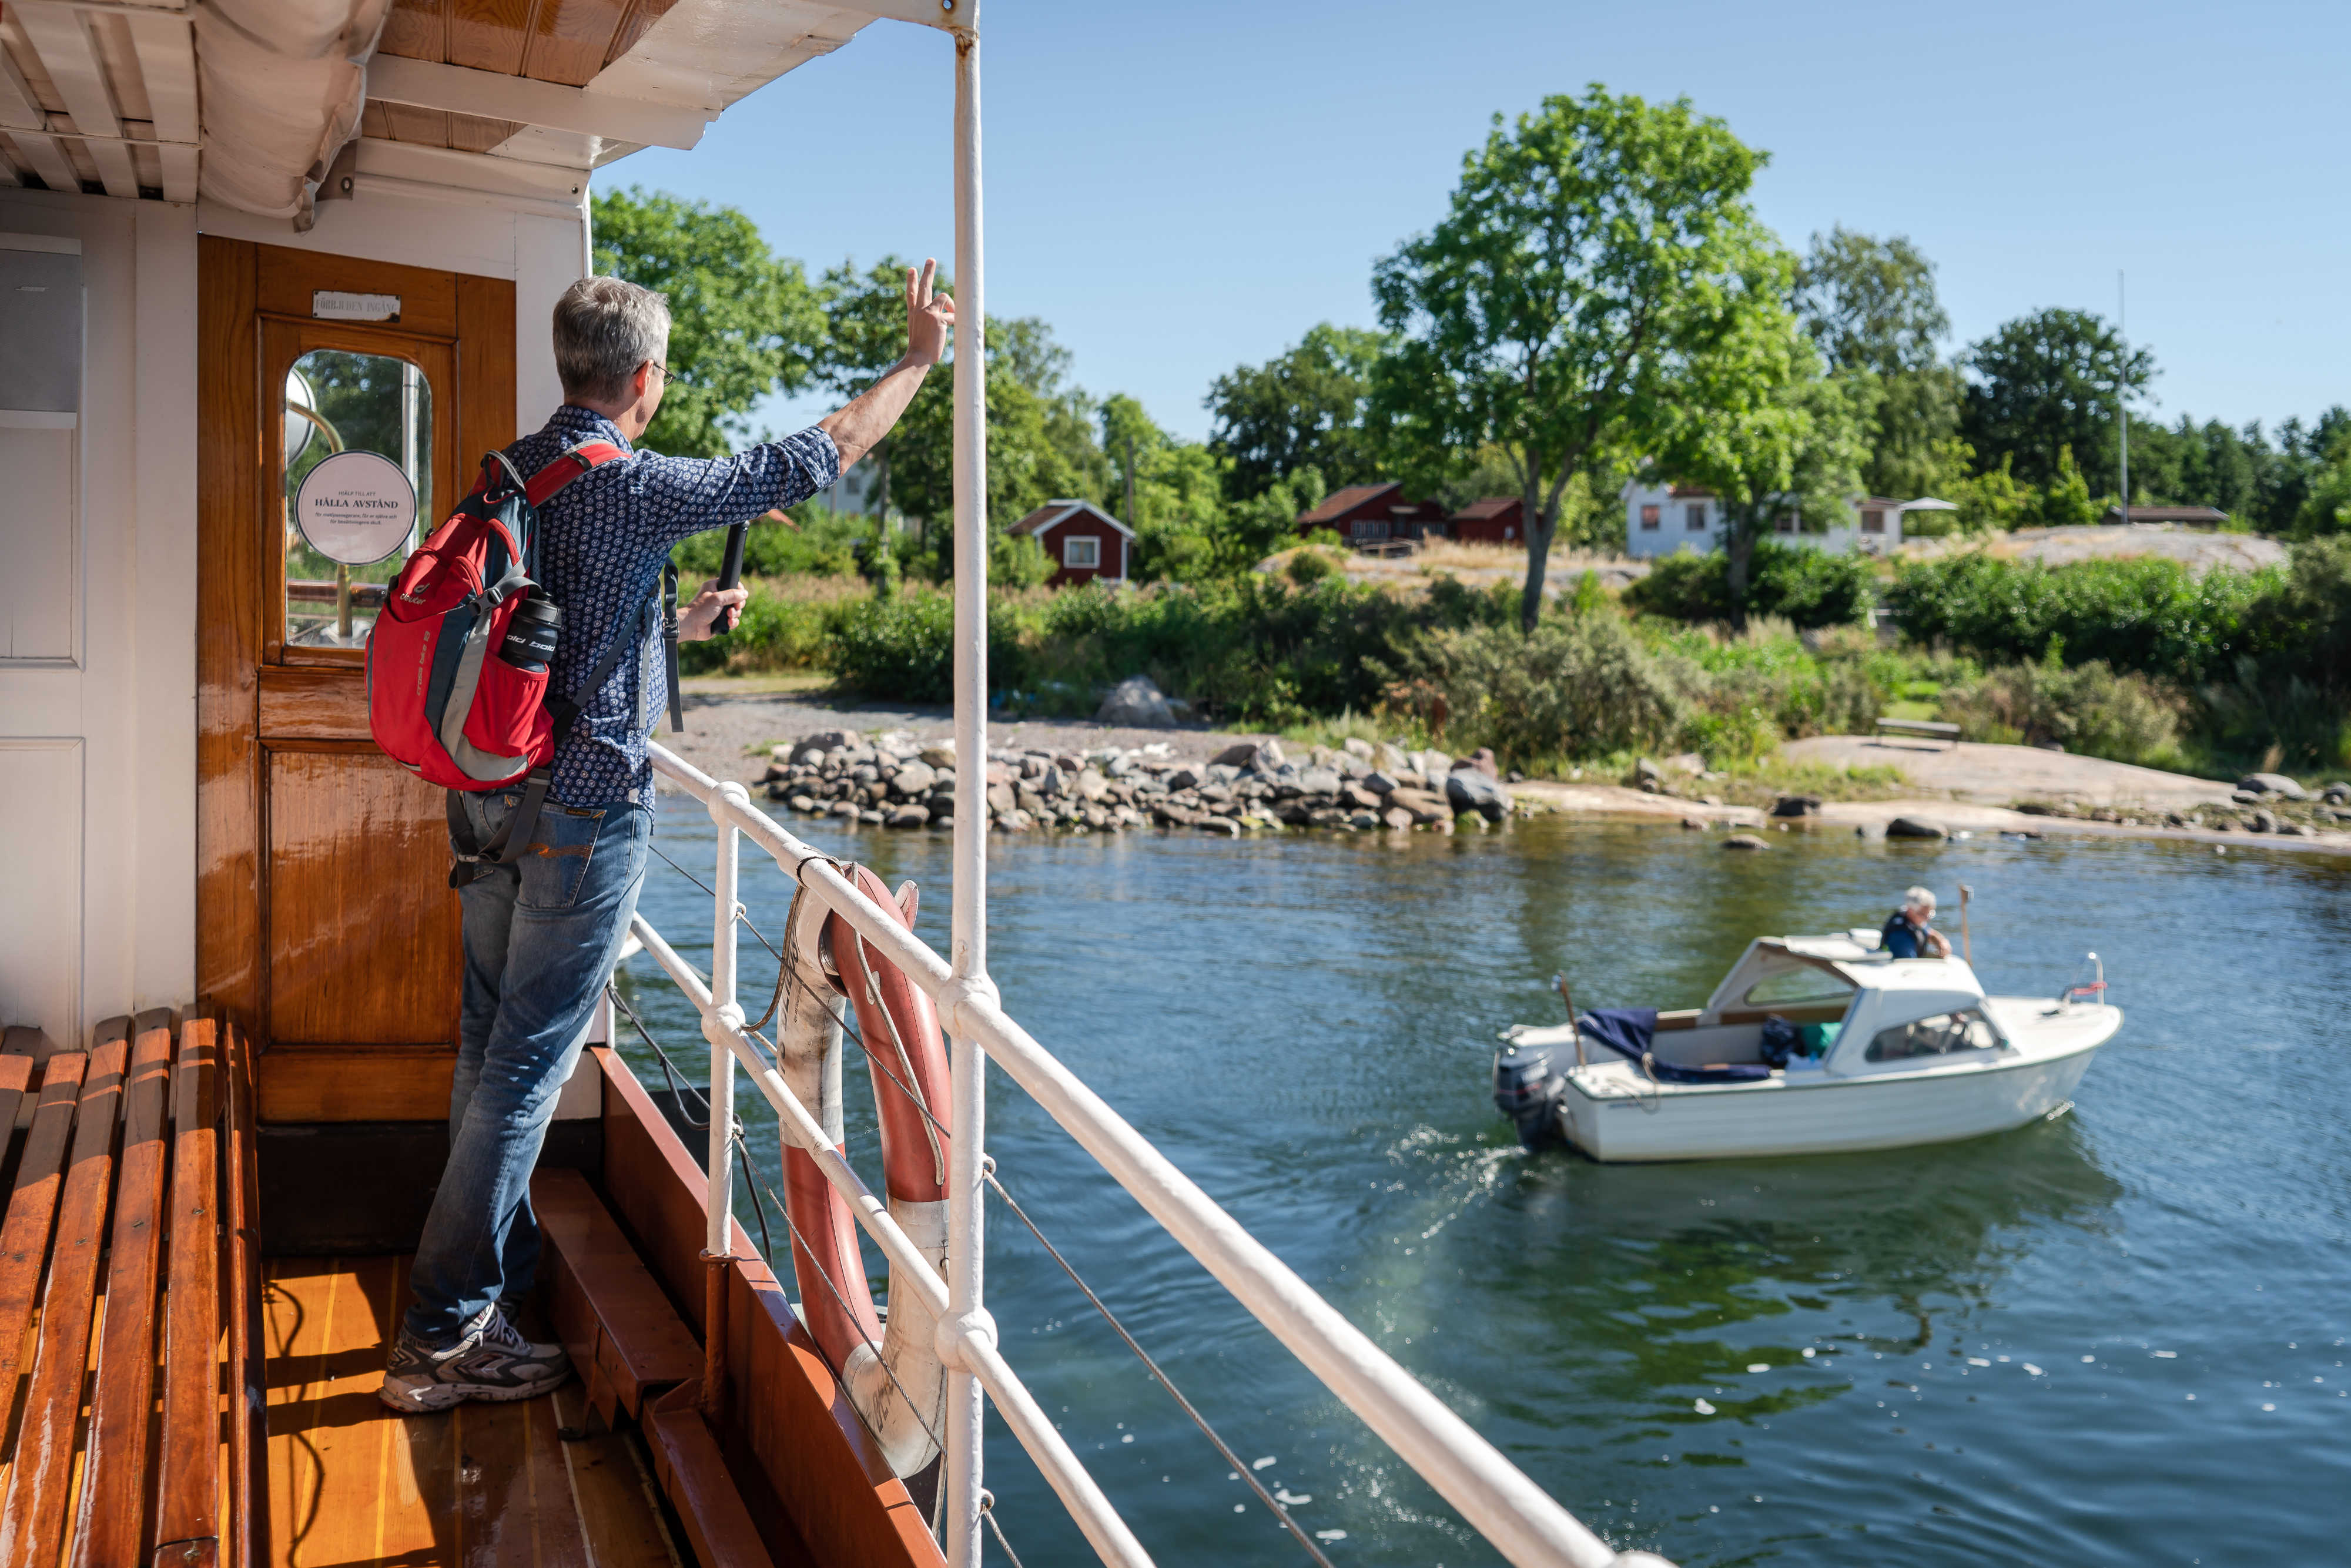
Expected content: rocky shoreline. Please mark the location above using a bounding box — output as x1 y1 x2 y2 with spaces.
761 729 1522 835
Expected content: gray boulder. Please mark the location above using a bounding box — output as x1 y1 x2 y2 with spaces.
2240 772 2308 800
1296 767 1344 798
1446 768 1511 823
1097 675 1176 728
1208 742 1262 769
1165 767 1201 792
889 760 938 798
1771 794 1822 818
1342 738 1376 761
1074 768 1110 802
919 742 957 769
1885 816 1948 839
1375 742 1412 775
1361 770 1400 795
2249 808 2278 833
1722 833 1768 851
886 805 930 829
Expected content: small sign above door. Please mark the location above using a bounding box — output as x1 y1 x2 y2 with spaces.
293 450 417 565
312 290 401 322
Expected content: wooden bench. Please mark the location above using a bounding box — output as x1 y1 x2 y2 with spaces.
0 1011 261 1568
1875 716 1961 749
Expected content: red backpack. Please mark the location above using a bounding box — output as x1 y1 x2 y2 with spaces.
367 442 661 883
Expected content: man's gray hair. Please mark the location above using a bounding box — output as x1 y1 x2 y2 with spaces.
1904 884 1937 910
553 276 671 403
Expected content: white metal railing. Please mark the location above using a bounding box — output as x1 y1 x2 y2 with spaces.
635 742 1670 1568
632 9 1665 1565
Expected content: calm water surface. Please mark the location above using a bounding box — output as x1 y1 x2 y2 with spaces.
619 804 2350 1567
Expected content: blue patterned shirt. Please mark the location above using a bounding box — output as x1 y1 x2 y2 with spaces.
504 405 839 805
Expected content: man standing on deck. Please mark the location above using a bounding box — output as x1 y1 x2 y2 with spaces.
381 264 955 1415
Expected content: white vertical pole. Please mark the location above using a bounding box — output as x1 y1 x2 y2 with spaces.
402 360 423 547
708 794 742 1260
945 5 989 1563
2117 269 2129 527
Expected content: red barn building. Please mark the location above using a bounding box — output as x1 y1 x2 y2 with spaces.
1008 499 1135 587
1296 483 1449 546
1448 496 1526 544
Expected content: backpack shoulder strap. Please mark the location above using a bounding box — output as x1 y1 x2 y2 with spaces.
545 581 661 745
524 441 627 507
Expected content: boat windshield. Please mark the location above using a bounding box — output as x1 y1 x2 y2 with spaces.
1865 1008 2003 1061
1743 966 1857 1009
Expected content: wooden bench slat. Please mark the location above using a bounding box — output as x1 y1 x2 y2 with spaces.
0 1052 92 1413
154 1019 221 1551
219 1020 264 1564
69 1017 176 1568
0 1035 132 1562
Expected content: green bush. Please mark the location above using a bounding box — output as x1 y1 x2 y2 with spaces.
1624 541 1876 628
824 590 958 702
1940 656 2186 766
1886 552 2277 684
1374 609 1689 765
671 504 874 582
1649 618 1886 753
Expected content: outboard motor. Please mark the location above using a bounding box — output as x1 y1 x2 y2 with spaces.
1492 1036 1567 1151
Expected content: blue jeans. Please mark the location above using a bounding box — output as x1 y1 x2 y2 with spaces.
403 789 651 1346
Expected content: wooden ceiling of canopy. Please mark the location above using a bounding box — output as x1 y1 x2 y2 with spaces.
364 0 682 154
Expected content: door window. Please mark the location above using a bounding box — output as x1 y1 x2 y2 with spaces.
282 349 433 647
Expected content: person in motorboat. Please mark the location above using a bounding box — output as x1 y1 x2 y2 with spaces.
381 266 956 1416
1880 885 1951 959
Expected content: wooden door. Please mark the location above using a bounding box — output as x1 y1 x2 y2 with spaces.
197 238 516 1120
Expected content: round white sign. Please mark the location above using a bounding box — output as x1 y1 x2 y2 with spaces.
293 450 417 566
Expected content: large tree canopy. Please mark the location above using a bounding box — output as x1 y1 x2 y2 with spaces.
1654 287 1870 619
1204 323 1385 500
1367 85 1784 629
1795 225 1948 376
1794 226 1962 502
888 306 1105 541
591 186 823 458
1962 307 2154 492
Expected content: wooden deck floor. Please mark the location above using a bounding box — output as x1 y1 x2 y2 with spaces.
264 1255 682 1568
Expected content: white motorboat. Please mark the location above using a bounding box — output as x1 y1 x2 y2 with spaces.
1493 932 2119 1162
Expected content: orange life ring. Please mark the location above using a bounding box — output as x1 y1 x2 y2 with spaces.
776 863 952 1476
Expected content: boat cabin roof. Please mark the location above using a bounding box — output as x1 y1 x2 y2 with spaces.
1703 935 1985 1020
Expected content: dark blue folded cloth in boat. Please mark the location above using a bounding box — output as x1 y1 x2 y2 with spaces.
1576 1006 1772 1084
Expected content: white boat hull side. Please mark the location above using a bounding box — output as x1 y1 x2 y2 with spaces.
1559 1023 2109 1163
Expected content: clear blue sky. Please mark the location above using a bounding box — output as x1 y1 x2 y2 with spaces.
601 0 2347 450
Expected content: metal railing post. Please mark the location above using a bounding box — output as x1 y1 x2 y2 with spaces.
702 782 749 1415
945 8 990 1564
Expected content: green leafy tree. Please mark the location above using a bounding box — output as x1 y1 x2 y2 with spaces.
1794 226 1963 501
888 309 1103 552
814 256 928 517
1795 226 1947 376
1653 303 1871 623
1367 86 1784 631
1204 324 1387 500
1961 307 2154 491
591 187 823 458
2031 444 2104 527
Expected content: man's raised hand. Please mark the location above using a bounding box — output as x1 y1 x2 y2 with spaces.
905 258 955 366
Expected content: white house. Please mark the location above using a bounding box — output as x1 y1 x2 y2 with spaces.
1622 482 1933 558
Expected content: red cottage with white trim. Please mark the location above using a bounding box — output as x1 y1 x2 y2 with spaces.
1008 499 1135 586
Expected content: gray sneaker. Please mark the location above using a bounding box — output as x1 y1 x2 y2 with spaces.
378 1308 571 1414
